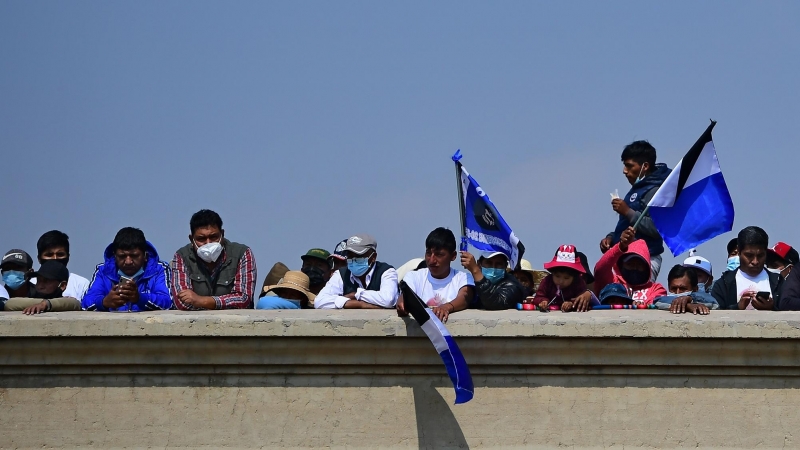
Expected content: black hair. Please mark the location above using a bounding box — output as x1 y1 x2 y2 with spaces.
549 266 581 278
737 226 768 251
37 230 70 257
621 140 657 167
112 227 147 253
425 227 456 254
415 260 428 270
727 238 739 255
667 264 698 287
190 209 223 234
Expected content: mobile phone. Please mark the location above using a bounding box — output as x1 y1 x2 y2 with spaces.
119 275 133 285
756 291 771 301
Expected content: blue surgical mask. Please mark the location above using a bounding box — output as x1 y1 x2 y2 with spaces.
118 267 144 282
726 256 740 271
2 270 27 290
697 282 708 293
481 268 506 284
347 257 371 277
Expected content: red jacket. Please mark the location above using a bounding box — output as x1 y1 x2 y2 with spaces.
532 273 587 307
593 239 666 306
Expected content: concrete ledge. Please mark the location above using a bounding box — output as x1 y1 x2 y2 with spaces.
3 309 800 338
3 311 800 448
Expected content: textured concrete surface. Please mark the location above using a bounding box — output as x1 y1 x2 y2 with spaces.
3 309 800 338
2 310 800 448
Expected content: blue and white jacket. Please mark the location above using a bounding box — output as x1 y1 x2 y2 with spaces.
82 241 172 311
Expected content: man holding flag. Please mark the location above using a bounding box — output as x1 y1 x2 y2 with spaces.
451 150 526 309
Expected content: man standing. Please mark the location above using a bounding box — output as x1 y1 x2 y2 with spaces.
172 209 257 310
33 230 90 301
314 234 398 309
82 227 172 312
600 141 671 281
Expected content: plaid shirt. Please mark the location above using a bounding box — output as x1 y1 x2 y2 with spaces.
171 247 256 310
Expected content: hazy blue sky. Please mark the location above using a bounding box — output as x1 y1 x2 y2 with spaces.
2 1 798 282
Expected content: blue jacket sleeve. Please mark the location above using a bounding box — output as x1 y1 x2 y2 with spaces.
82 266 110 311
137 262 172 310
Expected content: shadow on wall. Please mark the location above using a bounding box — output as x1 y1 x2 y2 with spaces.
413 383 469 450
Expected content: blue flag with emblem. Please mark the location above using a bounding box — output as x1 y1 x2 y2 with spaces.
452 150 525 270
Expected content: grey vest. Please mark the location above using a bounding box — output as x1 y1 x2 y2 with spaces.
177 240 248 297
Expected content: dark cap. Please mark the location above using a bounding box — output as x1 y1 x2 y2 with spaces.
1 249 33 270
302 248 331 263
599 283 633 305
31 260 69 282
343 234 377 256
331 239 348 261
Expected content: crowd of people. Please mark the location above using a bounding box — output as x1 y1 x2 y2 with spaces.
2 141 800 319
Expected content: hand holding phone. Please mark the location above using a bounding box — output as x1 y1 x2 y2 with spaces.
756 291 771 301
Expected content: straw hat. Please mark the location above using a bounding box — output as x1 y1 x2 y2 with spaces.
262 270 316 303
514 259 548 288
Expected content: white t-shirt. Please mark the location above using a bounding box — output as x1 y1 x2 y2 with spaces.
403 268 474 307
735 269 771 310
29 273 91 301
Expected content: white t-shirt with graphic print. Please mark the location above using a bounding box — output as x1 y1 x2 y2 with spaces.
403 268 474 307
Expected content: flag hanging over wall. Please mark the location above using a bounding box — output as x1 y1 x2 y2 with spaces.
452 150 525 269
648 121 735 256
400 281 474 404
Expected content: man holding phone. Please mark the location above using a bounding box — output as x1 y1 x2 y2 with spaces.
82 227 173 312
711 226 783 310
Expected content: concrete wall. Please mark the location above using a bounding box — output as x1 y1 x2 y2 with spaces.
2 310 800 449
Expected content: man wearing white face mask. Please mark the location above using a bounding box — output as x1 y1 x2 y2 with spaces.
171 209 257 310
314 234 398 309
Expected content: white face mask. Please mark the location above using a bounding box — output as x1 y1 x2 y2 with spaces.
767 267 784 275
195 241 223 263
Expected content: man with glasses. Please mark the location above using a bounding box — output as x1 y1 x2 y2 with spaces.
314 234 398 309
171 209 257 310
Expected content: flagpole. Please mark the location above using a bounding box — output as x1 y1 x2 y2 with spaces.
452 150 468 251
632 205 650 230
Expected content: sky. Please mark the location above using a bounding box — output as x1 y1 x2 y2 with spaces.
1 1 799 284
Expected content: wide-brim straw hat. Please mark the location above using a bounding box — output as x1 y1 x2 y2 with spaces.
513 259 548 286
262 270 316 303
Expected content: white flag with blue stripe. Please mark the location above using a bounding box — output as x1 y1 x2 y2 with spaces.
648 121 735 256
400 281 474 404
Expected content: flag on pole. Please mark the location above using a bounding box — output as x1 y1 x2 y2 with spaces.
400 281 474 404
648 121 735 256
452 150 525 269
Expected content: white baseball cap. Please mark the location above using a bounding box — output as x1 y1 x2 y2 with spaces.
683 251 712 277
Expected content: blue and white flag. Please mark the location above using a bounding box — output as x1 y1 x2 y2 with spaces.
400 281 474 404
648 121 735 256
453 151 525 269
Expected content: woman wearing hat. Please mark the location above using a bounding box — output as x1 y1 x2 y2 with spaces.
255 271 316 309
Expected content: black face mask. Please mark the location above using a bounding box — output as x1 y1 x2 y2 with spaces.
34 286 65 300
302 266 327 286
54 257 69 268
620 267 649 286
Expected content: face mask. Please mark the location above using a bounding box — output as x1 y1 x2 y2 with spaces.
634 164 648 184
767 267 783 275
118 267 144 282
302 266 327 286
726 256 740 271
697 282 708 293
2 271 27 290
35 284 66 299
481 268 506 284
620 267 649 286
667 291 691 298
347 257 372 277
196 242 223 263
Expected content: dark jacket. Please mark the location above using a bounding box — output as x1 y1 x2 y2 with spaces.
777 267 800 311
610 163 671 257
473 273 525 310
82 241 172 311
340 262 393 294
710 268 782 310
175 239 248 298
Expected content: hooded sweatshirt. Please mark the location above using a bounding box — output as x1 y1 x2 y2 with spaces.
82 241 172 311
610 163 671 257
594 239 667 306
